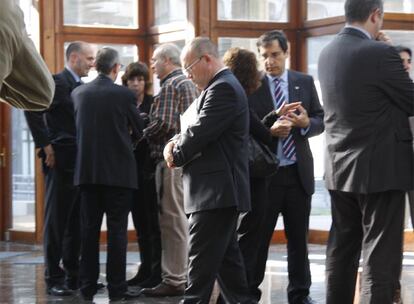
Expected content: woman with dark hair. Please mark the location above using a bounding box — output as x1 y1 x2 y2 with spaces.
223 47 300 301
222 47 275 301
122 62 162 288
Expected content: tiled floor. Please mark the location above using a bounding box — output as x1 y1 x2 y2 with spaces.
0 242 413 304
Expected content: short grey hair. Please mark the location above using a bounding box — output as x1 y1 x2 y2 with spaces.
65 41 89 61
95 47 120 75
184 37 219 59
154 43 182 67
345 0 383 23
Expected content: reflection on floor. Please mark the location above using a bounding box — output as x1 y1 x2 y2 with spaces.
0 242 413 304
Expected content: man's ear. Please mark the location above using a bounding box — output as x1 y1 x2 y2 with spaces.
370 8 381 24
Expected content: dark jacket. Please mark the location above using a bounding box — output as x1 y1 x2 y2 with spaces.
318 27 414 193
72 74 144 189
249 71 324 195
172 69 251 214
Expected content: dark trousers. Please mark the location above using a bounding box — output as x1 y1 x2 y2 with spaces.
184 207 255 304
43 166 80 287
237 177 271 301
130 175 161 283
79 185 132 298
326 190 405 304
266 165 312 304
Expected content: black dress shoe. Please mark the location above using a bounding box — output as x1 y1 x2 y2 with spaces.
47 284 73 296
301 296 317 304
109 289 142 302
97 282 105 290
65 279 79 290
141 282 185 297
138 275 162 288
80 293 93 302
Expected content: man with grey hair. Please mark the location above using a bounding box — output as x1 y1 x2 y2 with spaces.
318 0 414 303
72 47 144 302
25 41 95 296
0 0 54 110
164 37 255 304
140 43 198 297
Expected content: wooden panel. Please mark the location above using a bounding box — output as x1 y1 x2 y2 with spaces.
271 229 414 250
8 230 36 244
0 106 12 240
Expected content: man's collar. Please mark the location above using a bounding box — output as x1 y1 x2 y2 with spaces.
266 69 288 83
65 66 81 83
160 68 182 86
345 24 372 39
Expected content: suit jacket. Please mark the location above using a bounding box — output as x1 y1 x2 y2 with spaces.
172 69 251 214
249 71 324 195
25 68 80 170
72 74 144 189
318 27 414 193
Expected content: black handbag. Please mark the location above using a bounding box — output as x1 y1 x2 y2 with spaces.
248 136 279 178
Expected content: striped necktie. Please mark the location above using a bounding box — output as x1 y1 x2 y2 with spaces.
274 78 296 161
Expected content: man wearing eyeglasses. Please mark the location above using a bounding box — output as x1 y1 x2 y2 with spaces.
141 43 198 297
163 37 256 304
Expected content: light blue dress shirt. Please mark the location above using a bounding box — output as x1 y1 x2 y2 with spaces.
266 70 310 167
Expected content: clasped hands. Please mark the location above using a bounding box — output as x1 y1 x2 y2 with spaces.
270 101 310 138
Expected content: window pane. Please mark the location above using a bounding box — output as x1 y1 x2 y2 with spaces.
384 0 414 13
307 35 336 231
385 30 414 78
63 0 138 28
307 0 344 20
64 42 139 85
154 0 187 25
218 0 288 22
12 109 36 231
218 37 291 72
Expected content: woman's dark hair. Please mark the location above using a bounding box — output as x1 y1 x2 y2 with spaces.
121 61 150 90
223 47 261 95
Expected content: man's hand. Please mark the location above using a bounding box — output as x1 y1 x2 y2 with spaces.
270 119 292 138
43 144 55 168
276 101 301 117
284 105 310 129
163 141 176 168
376 31 393 45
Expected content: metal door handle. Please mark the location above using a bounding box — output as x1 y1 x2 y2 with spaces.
0 147 6 168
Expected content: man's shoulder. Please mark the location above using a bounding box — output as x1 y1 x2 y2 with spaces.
163 71 194 89
288 69 312 80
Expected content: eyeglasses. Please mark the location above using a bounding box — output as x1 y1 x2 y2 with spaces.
183 57 202 76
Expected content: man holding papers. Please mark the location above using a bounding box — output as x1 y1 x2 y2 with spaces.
164 37 256 304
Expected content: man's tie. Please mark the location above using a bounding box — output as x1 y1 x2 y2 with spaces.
274 78 296 161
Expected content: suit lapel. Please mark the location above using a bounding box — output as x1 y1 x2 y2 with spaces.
260 76 275 112
288 71 301 103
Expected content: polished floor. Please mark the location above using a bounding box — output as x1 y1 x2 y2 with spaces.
0 242 413 304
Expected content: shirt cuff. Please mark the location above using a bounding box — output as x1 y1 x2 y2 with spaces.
301 125 310 136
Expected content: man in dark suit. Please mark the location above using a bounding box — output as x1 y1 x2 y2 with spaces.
318 1 414 303
25 41 95 296
72 47 144 302
246 30 324 304
163 37 255 304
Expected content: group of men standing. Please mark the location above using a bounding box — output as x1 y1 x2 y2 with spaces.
1 0 412 303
